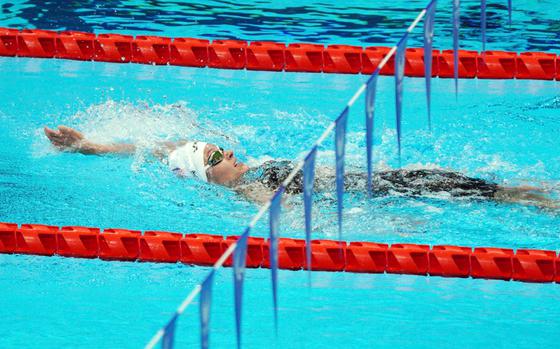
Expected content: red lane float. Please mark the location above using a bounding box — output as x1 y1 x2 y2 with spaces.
345 242 388 273
0 222 17 253
99 228 141 261
140 231 182 263
208 39 246 69
132 35 171 65
223 235 265 268
17 29 57 58
477 51 517 79
428 245 471 278
387 243 429 275
55 31 95 60
0 28 18 56
247 41 285 71
1 27 559 79
285 43 324 73
309 239 346 271
363 47 439 77
58 226 100 258
405 48 439 77
556 254 560 283
262 238 305 270
94 33 133 63
15 224 58 256
180 233 224 266
362 46 394 75
2 222 559 284
438 49 478 78
512 249 556 283
323 45 362 74
516 52 556 80
557 56 560 81
170 38 209 67
470 247 514 280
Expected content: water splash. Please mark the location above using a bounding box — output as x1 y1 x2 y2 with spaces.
69 99 235 146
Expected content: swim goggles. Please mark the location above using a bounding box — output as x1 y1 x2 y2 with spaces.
207 147 225 168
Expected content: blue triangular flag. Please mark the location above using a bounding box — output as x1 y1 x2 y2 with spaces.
395 33 408 163
424 0 437 130
303 147 317 279
452 0 460 97
161 313 179 349
233 228 249 349
481 0 486 52
365 74 378 195
269 186 284 335
200 271 215 349
335 107 349 242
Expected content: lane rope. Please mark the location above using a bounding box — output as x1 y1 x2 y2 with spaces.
0 27 558 80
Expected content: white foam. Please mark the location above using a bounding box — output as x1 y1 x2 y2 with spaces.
34 99 247 179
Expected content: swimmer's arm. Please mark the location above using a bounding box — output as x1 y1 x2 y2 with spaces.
77 141 136 155
234 182 293 208
234 182 275 205
44 126 136 156
45 126 193 158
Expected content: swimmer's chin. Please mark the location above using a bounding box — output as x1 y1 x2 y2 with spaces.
239 163 250 172
229 163 250 185
211 163 250 187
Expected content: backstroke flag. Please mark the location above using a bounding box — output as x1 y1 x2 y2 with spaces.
161 313 179 349
395 33 408 162
481 0 486 52
200 270 215 349
269 185 285 334
303 147 317 278
365 74 378 195
335 107 349 242
424 0 437 130
233 228 249 349
453 0 460 97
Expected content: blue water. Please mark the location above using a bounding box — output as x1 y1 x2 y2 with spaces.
0 0 560 53
1 55 560 348
1 57 559 248
1 253 560 348
1 0 560 348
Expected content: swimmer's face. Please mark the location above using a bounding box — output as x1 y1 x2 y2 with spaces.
205 144 249 186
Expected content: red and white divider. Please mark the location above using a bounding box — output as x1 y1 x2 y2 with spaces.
0 27 558 80
1 222 558 284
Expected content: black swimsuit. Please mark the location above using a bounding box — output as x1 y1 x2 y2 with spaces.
241 160 499 199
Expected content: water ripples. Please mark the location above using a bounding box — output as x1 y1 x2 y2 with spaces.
0 0 559 51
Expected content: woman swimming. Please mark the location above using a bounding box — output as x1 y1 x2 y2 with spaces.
44 125 558 209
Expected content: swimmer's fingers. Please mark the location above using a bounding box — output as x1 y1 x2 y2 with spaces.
44 126 59 140
58 125 84 138
57 126 85 144
44 127 65 148
44 126 83 151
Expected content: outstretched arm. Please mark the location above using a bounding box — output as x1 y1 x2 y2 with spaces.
44 126 136 155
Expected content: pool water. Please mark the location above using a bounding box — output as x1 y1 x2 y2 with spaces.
1 54 559 348
1 57 559 248
1 0 560 53
2 253 560 348
1 0 560 348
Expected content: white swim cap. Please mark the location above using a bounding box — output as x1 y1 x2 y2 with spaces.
168 141 209 182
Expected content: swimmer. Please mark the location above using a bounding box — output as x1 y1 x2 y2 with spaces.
44 125 559 209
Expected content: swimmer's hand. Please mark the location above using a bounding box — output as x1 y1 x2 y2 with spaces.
44 126 88 152
44 125 135 155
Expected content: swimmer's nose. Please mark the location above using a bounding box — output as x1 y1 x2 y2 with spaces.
225 150 234 159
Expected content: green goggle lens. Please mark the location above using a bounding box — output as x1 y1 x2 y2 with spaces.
207 148 224 167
